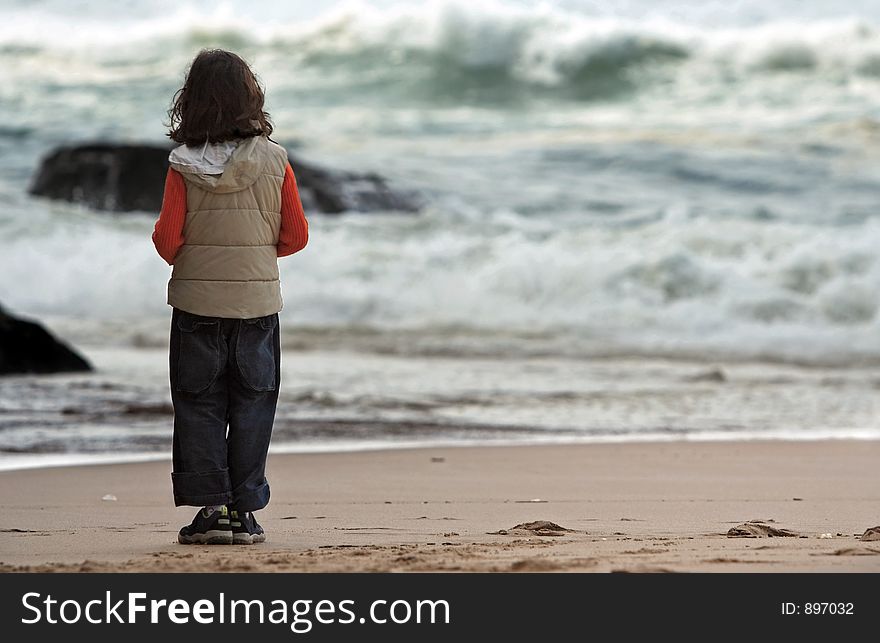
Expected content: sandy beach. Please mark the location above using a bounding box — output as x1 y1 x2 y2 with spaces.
1 440 878 572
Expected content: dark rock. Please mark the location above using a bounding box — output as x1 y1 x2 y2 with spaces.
30 144 170 212
289 158 420 214
0 305 92 375
684 368 727 383
29 142 420 214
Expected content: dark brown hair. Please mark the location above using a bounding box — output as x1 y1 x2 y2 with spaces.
167 49 273 146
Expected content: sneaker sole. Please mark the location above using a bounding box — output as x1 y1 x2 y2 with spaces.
233 532 267 545
178 530 233 545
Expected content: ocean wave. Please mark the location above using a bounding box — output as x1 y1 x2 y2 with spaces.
4 2 880 102
272 10 880 102
3 1 880 367
4 199 880 366
275 3 693 99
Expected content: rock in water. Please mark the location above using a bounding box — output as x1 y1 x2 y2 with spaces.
684 368 727 383
0 305 92 375
30 144 170 212
288 157 420 214
29 143 420 214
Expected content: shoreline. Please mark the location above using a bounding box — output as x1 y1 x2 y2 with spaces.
3 432 880 473
2 439 879 572
5 344 880 456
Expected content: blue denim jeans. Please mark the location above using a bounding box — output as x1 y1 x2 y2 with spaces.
169 307 280 512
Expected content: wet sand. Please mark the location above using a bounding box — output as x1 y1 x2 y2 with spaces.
1 440 879 572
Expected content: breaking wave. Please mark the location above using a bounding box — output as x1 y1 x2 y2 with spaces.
4 1 880 102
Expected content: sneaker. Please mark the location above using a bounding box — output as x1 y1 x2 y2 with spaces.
178 506 233 545
230 510 266 545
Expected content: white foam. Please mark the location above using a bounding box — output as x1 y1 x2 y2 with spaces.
4 199 880 365
4 429 879 472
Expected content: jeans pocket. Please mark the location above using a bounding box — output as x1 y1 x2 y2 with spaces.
236 314 278 392
176 312 222 394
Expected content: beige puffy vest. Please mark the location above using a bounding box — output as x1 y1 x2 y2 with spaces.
167 135 288 318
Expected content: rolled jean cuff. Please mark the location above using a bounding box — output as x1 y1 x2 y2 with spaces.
230 479 270 513
172 469 232 507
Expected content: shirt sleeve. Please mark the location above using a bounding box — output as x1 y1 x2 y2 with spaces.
152 168 187 265
277 163 309 257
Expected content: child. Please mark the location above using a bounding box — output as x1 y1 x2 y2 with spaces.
152 49 308 545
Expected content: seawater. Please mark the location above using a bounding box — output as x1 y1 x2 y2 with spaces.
2 0 880 461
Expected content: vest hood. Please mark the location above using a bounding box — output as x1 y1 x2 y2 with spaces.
169 135 272 194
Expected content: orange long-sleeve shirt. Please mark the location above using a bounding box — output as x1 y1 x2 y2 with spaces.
152 163 309 265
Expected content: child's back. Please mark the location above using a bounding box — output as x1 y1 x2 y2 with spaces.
168 134 290 318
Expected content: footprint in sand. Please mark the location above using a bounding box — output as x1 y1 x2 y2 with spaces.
488 521 574 537
860 526 880 541
829 547 880 556
727 520 798 538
